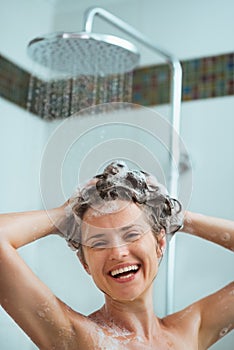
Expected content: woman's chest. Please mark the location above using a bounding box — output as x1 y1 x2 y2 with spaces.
78 328 198 350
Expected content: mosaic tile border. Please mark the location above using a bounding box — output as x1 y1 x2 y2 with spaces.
0 54 29 109
132 53 234 105
0 52 233 118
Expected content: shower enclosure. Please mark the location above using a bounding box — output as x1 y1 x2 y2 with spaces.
2 2 232 349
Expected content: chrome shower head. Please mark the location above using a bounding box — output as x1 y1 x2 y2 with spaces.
27 31 140 76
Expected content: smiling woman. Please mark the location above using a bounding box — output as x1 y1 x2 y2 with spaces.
0 161 233 350
78 200 162 302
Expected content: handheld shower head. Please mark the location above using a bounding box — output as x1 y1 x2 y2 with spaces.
27 31 140 76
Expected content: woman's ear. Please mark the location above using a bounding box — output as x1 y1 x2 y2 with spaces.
77 250 91 275
156 229 167 258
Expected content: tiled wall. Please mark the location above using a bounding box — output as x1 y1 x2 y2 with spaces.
133 53 234 105
0 52 233 118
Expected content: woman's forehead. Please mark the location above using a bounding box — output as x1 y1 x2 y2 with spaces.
82 200 148 230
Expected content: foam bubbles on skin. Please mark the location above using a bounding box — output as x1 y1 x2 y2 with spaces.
221 232 231 242
178 306 193 320
36 302 50 318
95 327 145 350
36 302 55 325
37 310 46 318
219 324 233 338
95 328 120 350
89 312 145 349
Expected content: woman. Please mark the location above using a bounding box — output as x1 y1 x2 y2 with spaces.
0 161 233 349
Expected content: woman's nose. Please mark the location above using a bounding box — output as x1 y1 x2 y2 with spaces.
108 244 129 260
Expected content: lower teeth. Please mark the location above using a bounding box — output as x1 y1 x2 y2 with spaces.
118 273 134 279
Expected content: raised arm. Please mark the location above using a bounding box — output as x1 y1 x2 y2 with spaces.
182 210 234 251
0 205 81 349
0 206 63 247
181 211 234 348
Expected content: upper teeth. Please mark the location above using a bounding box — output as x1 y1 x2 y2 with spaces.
111 265 139 277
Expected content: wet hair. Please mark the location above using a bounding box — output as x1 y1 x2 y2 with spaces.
59 161 183 253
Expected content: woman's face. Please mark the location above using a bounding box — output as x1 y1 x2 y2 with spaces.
80 200 165 302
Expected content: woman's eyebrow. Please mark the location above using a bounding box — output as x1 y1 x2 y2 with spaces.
119 224 134 232
85 233 106 243
119 224 145 232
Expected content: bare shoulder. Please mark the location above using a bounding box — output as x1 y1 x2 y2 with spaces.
162 282 234 350
67 308 125 350
197 281 234 348
161 303 201 349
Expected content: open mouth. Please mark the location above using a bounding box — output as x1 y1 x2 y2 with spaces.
109 264 141 280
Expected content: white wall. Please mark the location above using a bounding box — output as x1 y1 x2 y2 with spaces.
0 0 54 70
52 0 234 65
0 0 233 349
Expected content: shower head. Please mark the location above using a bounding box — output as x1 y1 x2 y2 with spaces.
27 31 140 76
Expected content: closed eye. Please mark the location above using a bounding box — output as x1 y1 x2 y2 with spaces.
124 232 143 242
90 241 108 249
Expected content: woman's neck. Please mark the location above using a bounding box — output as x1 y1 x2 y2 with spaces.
100 287 161 340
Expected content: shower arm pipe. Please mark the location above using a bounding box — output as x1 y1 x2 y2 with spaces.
83 7 182 315
83 7 182 192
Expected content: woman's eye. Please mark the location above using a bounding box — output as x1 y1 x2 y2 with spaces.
125 232 142 242
91 241 108 249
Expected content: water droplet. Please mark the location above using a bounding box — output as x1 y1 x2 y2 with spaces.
219 324 232 337
37 310 45 318
221 232 230 241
